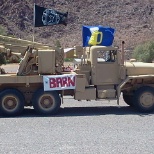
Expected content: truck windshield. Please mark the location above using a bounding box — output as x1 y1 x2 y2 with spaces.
97 50 117 62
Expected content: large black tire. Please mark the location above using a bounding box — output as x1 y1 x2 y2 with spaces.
133 86 154 113
123 94 134 107
0 89 25 116
32 89 61 115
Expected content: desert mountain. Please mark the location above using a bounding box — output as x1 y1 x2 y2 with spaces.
0 0 154 49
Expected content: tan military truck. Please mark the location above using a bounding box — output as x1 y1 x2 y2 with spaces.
0 41 154 116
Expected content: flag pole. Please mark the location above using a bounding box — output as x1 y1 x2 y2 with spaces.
33 2 35 43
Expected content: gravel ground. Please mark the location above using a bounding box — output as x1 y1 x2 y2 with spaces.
0 97 154 154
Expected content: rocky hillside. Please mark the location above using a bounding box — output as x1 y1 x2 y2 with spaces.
0 0 154 49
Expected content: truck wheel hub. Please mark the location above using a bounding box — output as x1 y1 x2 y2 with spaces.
40 95 53 108
3 97 17 110
44 99 50 105
7 100 14 106
140 92 154 107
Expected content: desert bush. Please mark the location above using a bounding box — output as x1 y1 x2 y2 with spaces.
0 25 7 35
64 58 73 62
0 52 6 65
132 41 154 62
54 40 61 48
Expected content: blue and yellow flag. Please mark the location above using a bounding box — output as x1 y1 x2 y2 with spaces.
82 25 115 47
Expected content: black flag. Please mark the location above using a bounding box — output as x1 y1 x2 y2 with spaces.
34 5 68 27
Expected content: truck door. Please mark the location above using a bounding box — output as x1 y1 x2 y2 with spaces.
92 50 120 85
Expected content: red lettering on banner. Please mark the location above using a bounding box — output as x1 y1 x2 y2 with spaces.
68 76 75 87
49 76 75 89
50 78 56 88
62 77 68 87
56 77 62 87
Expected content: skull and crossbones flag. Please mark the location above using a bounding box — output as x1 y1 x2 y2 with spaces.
34 5 68 27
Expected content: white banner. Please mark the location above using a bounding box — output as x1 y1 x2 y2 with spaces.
43 74 76 91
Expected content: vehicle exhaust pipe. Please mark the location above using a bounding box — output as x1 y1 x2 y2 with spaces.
121 41 125 65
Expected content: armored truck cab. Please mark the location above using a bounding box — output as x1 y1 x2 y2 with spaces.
74 43 154 113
